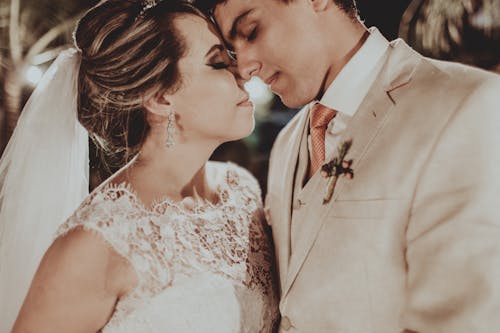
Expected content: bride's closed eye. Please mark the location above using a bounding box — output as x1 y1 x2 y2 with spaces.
206 48 231 70
208 62 230 70
207 51 231 70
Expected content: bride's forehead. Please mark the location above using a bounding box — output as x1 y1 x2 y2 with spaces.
174 15 220 54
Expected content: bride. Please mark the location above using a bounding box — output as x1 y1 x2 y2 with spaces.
0 0 278 332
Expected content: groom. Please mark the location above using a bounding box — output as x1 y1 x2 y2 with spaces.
196 0 500 332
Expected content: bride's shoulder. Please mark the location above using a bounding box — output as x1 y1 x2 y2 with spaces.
55 181 143 250
51 181 143 281
71 181 141 220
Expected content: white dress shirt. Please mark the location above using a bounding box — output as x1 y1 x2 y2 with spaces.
308 27 390 161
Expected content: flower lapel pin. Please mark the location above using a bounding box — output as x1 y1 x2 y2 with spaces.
320 140 354 204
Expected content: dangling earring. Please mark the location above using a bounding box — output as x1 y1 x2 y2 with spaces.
166 110 176 148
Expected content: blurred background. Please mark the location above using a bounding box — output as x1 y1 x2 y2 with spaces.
0 0 499 195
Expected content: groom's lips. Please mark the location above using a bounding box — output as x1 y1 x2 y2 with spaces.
264 72 279 86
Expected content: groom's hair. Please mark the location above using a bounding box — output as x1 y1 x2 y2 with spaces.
194 0 358 19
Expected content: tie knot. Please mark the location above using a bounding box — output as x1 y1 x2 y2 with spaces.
310 103 336 129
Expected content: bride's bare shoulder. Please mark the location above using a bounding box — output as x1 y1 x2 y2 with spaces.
20 227 136 318
53 171 140 295
53 226 126 273
12 227 137 332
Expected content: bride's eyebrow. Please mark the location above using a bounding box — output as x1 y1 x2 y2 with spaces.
205 44 225 58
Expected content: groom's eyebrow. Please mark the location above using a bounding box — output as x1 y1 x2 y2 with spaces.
228 9 253 41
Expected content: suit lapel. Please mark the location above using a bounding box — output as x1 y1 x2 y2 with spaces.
327 40 422 204
273 104 311 291
282 40 423 297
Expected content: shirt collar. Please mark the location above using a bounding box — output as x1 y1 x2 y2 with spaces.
319 27 389 116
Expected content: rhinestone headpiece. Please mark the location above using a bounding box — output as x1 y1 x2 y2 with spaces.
137 0 161 20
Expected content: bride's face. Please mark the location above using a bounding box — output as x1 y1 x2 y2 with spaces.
167 14 255 145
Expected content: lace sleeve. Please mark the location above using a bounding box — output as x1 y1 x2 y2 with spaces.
55 185 173 296
55 191 134 261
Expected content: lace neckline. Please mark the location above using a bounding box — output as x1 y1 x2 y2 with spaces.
95 163 237 217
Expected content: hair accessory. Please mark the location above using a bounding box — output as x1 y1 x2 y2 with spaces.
137 0 161 20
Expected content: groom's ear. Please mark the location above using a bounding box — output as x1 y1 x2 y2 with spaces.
308 0 331 12
143 92 173 117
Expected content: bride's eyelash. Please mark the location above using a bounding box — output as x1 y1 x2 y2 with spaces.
209 62 230 70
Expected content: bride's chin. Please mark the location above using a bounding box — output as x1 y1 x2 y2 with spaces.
222 125 255 143
240 120 256 139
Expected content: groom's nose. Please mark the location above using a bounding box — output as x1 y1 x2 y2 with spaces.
237 52 262 80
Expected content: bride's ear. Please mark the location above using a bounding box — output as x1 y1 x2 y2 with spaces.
143 92 173 117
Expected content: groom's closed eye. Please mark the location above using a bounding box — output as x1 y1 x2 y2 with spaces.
240 23 258 42
225 11 260 61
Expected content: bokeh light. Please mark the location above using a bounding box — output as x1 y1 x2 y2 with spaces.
24 65 44 86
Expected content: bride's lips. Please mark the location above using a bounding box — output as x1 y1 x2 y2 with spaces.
237 96 254 108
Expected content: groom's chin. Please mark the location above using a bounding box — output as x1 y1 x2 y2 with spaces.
277 93 311 110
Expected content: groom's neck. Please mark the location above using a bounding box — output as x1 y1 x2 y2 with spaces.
318 19 368 98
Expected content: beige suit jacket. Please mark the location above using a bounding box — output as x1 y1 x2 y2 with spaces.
265 39 500 333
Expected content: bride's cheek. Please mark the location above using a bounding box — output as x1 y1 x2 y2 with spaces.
215 77 236 98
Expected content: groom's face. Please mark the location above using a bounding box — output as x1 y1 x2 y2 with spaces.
213 0 333 108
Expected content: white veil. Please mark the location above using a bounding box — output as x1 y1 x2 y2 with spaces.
0 48 89 332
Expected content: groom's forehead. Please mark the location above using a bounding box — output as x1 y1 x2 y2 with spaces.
213 0 256 40
194 0 228 15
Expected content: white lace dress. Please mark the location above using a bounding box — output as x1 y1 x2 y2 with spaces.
56 162 279 332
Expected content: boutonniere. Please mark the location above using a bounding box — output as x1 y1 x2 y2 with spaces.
320 140 354 204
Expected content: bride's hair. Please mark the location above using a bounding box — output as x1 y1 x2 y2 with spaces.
74 0 203 171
